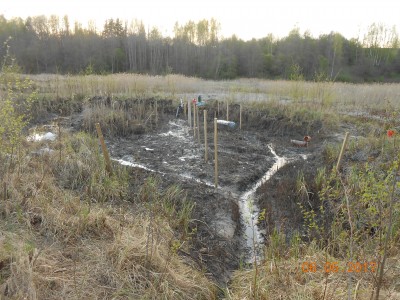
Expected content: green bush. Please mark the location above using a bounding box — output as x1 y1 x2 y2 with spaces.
0 40 37 155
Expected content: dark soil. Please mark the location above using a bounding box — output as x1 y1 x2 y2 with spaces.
256 144 325 241
41 97 336 286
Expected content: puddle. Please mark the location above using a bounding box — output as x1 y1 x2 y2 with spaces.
158 120 190 140
239 145 288 263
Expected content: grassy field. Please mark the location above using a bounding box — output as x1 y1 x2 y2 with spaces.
30 73 400 110
0 73 399 299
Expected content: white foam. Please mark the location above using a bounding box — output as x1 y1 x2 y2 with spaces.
27 132 57 142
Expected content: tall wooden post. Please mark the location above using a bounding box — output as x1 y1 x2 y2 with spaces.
95 123 113 176
197 106 200 143
193 102 196 138
336 132 350 171
239 104 242 130
204 110 208 162
226 101 229 121
214 118 218 188
188 99 192 128
155 100 158 126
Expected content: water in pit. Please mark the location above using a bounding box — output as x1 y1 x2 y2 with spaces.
239 145 288 264
112 121 294 266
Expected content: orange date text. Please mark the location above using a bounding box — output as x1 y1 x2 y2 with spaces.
301 261 377 273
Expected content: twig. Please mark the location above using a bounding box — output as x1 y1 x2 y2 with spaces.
354 279 361 300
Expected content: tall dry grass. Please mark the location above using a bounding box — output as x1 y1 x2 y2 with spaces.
28 74 400 113
226 238 400 300
0 130 216 300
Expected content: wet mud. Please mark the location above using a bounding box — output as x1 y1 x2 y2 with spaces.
47 99 329 286
104 116 325 284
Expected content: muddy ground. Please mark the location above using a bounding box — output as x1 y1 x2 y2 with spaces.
47 98 338 286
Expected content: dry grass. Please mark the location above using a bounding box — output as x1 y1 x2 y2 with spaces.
24 73 400 139
27 74 400 113
81 98 162 136
3 73 400 299
0 130 216 300
226 241 400 300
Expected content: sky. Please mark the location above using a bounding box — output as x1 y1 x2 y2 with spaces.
1 0 400 41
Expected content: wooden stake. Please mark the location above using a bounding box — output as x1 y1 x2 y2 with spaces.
193 102 196 138
197 106 200 143
204 110 208 162
184 101 186 118
58 121 62 161
336 132 350 171
95 123 113 176
239 104 242 130
214 118 218 188
155 100 158 126
226 101 229 121
188 99 192 127
217 100 219 117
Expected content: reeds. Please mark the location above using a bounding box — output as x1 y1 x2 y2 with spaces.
26 74 400 113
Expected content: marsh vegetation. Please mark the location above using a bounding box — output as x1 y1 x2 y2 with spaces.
0 63 399 300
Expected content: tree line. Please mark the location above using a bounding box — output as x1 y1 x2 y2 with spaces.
1 15 399 82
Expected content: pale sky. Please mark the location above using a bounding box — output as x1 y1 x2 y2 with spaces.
1 0 400 41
